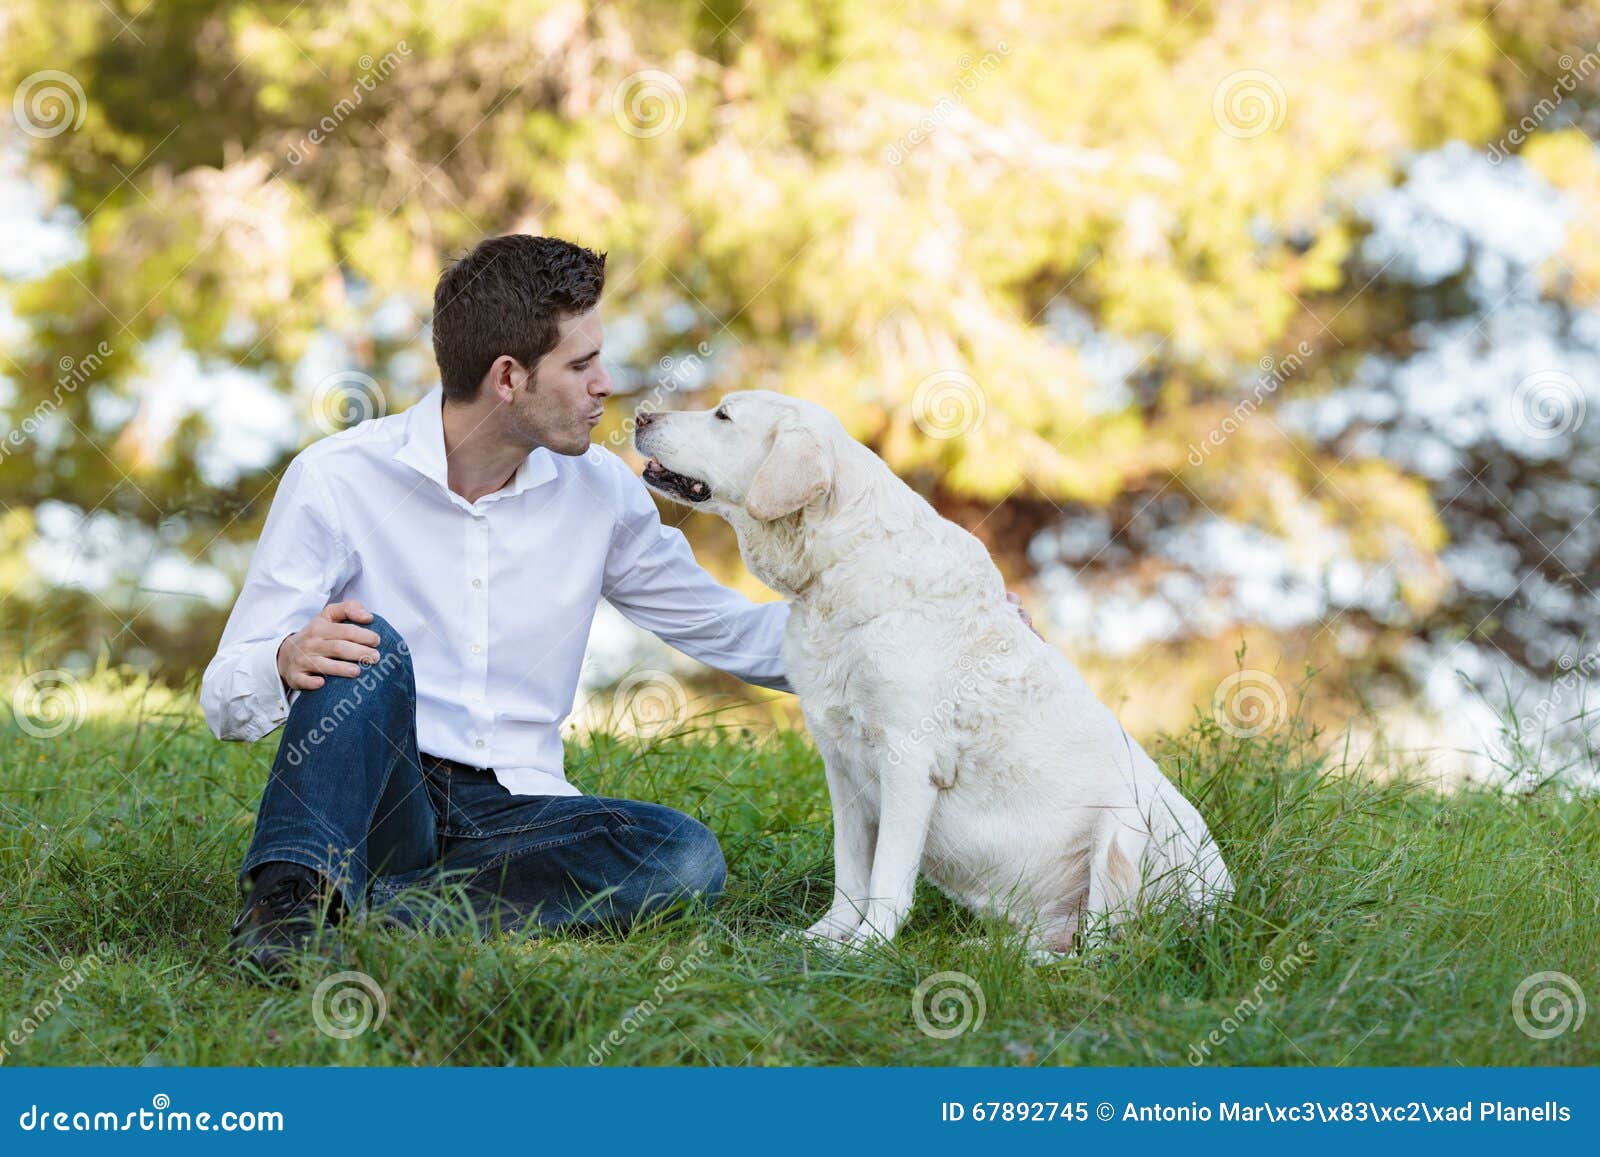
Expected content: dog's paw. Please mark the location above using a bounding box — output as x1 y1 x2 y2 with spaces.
800 913 861 945
837 920 899 954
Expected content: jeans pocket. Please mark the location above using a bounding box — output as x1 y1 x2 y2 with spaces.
422 760 499 838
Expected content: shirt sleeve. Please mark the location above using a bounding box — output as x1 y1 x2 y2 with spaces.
599 456 792 694
200 452 356 741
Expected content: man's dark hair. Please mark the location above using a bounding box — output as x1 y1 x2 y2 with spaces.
431 235 607 401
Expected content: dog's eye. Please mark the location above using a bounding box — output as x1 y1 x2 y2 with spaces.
714 406 731 422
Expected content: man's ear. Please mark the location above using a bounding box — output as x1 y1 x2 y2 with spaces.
745 422 832 521
486 354 528 402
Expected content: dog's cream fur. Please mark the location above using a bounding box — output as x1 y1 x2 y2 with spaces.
635 391 1232 951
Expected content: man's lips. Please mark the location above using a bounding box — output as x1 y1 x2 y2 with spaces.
642 457 711 502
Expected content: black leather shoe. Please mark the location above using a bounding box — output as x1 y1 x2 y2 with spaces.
230 861 343 978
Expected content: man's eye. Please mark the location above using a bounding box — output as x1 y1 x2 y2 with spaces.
714 407 731 422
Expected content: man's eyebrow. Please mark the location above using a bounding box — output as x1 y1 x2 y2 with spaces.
568 346 601 365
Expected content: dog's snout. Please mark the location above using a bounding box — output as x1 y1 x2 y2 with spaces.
634 410 660 429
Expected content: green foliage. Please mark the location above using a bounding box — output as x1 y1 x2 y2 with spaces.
1 0 1597 680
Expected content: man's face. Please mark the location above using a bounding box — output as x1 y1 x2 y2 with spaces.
507 308 612 456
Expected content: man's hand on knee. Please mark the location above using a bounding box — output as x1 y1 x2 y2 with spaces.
276 600 382 692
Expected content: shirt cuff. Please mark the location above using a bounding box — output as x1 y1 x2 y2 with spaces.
233 635 291 740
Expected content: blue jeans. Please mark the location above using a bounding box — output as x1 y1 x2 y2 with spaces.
238 614 726 933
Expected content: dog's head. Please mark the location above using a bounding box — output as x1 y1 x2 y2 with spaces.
632 390 837 522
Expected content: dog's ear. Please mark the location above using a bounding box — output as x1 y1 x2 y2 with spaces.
745 421 832 521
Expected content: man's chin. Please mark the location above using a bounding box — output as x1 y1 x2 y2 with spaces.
547 434 594 457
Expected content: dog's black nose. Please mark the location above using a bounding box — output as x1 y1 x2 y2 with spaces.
634 410 659 428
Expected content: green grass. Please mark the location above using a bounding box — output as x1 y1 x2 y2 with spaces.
1 670 1596 1067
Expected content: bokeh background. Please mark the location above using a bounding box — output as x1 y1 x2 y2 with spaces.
2 0 1598 786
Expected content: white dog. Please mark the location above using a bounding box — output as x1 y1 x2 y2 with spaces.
634 391 1232 952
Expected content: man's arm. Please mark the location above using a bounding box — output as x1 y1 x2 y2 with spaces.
200 454 361 741
600 456 792 694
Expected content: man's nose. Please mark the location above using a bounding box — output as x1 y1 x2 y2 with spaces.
591 363 614 397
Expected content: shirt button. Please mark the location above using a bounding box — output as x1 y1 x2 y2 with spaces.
472 578 482 588
471 644 482 654
475 739 486 749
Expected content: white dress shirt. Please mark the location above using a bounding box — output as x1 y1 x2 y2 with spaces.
201 386 791 797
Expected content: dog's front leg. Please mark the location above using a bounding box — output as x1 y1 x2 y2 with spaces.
845 757 939 947
804 738 876 943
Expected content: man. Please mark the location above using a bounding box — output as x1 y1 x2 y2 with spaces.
202 235 791 974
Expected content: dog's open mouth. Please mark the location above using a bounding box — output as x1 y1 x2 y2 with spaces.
642 458 711 503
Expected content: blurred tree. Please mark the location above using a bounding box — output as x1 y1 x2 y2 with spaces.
0 0 1596 710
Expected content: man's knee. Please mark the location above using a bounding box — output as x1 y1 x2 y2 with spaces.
363 612 408 656
646 813 726 904
291 611 413 715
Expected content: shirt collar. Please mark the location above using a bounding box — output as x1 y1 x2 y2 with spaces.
393 386 558 504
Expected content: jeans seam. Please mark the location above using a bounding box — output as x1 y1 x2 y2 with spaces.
444 804 638 841
464 825 616 881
